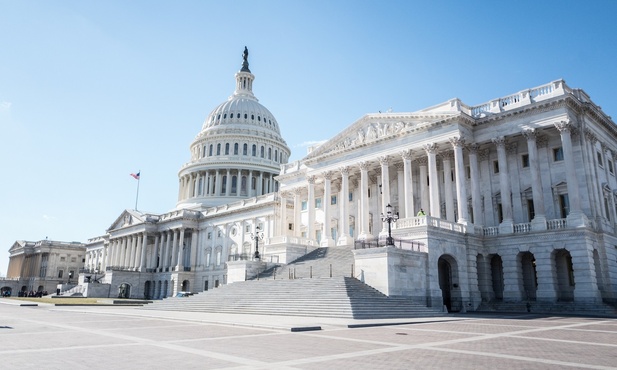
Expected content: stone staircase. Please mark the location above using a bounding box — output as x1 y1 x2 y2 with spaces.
257 247 356 280
477 300 617 316
142 276 444 319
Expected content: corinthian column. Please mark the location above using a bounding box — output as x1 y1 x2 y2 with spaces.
450 136 469 225
307 175 316 241
321 171 335 247
378 156 390 236
338 166 352 245
401 150 414 218
555 120 587 227
424 143 441 218
358 161 373 240
293 188 302 237
493 136 513 233
523 129 547 230
468 144 484 225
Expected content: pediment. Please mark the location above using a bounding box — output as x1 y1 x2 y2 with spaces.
107 209 146 232
8 240 28 254
304 113 457 160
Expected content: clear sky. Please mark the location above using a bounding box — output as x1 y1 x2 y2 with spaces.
1 0 616 276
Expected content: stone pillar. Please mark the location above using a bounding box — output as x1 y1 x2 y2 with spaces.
534 250 558 302
139 233 147 271
468 144 484 225
396 163 405 218
190 229 199 270
417 157 429 213
555 120 587 227
160 232 168 271
258 172 263 196
307 175 316 241
572 247 602 303
338 166 352 245
523 129 547 230
501 250 523 301
424 143 441 218
215 170 222 196
493 136 514 233
248 170 254 197
151 234 160 270
358 161 372 240
401 150 414 218
451 136 469 225
175 229 185 271
293 188 302 237
379 156 391 237
321 171 335 247
279 192 288 237
100 244 107 271
442 151 455 222
134 233 143 271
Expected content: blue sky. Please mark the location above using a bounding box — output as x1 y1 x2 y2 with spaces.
1 0 616 276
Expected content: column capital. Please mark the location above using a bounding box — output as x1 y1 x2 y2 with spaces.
554 120 572 133
378 155 389 166
358 161 370 171
339 166 350 176
492 136 506 148
400 149 413 160
468 143 481 153
522 128 538 141
449 136 465 148
322 171 334 181
585 128 598 143
415 156 428 166
423 142 437 154
441 151 454 160
306 175 316 184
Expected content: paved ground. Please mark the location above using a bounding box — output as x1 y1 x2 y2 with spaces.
1 300 617 369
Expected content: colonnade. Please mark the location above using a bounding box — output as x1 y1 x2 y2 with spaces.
178 169 277 201
281 120 584 244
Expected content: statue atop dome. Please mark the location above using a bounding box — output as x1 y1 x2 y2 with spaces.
241 46 251 73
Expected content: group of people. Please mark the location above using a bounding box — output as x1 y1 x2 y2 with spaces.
16 290 48 298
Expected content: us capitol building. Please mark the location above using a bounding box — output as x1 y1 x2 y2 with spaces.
4 48 617 312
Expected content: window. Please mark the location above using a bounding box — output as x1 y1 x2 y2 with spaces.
275 150 278 162
497 203 503 223
225 143 229 155
252 144 256 156
207 232 212 239
597 151 604 167
493 160 500 174
559 194 570 218
243 143 248 155
203 145 207 158
331 195 337 205
609 160 614 174
331 227 337 241
221 176 227 193
521 154 529 168
288 223 293 230
605 197 611 221
209 144 213 156
216 143 221 155
71 257 76 263
527 199 535 221
368 188 371 198
301 201 307 210
60 257 66 262
315 198 322 208
268 147 272 160
466 166 471 179
260 146 265 158
553 147 564 161
245 225 250 232
58 270 64 278
234 143 239 155
349 192 353 202
231 176 237 194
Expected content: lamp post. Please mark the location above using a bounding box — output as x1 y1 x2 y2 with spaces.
381 203 399 246
250 227 264 260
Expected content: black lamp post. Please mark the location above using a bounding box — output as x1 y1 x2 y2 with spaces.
381 203 399 246
250 227 264 260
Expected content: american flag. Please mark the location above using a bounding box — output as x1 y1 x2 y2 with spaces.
130 172 140 180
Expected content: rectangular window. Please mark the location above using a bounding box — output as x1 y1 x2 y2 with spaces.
60 257 66 262
553 147 564 161
493 160 499 174
207 232 212 240
301 231 307 238
245 225 250 232
527 199 535 221
605 197 611 221
316 230 322 243
609 160 614 175
331 195 337 205
315 198 322 208
58 270 64 278
331 227 337 241
497 203 503 223
521 154 529 168
349 192 353 202
288 223 293 230
301 201 307 210
559 194 570 218
597 151 604 167
466 166 471 179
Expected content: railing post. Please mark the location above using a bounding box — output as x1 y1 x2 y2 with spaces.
351 264 354 278
329 264 332 278
273 267 276 280
310 266 312 278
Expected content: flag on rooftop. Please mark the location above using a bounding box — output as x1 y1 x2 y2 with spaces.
130 172 140 180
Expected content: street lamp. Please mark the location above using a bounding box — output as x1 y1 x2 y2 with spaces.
381 203 399 246
250 227 264 260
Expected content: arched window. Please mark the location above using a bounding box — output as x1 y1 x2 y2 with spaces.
234 143 239 155
216 143 221 155
203 145 207 158
252 144 257 156
225 143 230 155
231 175 237 194
222 175 227 193
260 146 265 158
244 113 247 119
243 143 248 155
241 176 247 195
209 144 213 156
268 147 272 160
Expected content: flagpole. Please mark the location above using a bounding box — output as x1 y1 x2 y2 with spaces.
135 170 140 211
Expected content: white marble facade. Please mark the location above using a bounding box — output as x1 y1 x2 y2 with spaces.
73 54 617 310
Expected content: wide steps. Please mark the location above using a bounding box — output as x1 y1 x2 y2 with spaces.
143 277 443 319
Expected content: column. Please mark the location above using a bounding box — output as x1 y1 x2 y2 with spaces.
451 136 470 225
139 233 147 271
378 156 391 237
225 169 231 196
279 192 288 237
100 243 107 271
293 188 302 237
523 129 547 230
468 144 484 225
338 166 352 245
307 175 316 241
176 228 185 271
163 231 171 271
555 120 587 227
171 229 179 270
121 237 129 268
321 171 335 246
417 157 429 213
424 143 441 218
358 161 372 240
248 170 254 197
401 150 415 218
151 234 160 271
134 233 143 271
258 172 264 196
215 170 222 196
442 151 455 221
493 136 513 233
190 229 199 270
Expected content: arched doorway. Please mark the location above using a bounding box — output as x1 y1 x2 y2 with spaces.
182 280 190 292
144 281 151 300
554 249 574 301
163 280 168 298
1 286 12 297
490 254 504 300
438 255 460 312
520 252 537 301
156 280 162 299
118 283 131 299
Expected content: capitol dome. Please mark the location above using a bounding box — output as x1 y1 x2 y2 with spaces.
177 47 291 209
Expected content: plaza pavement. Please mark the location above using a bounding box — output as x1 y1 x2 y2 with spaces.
1 299 617 369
